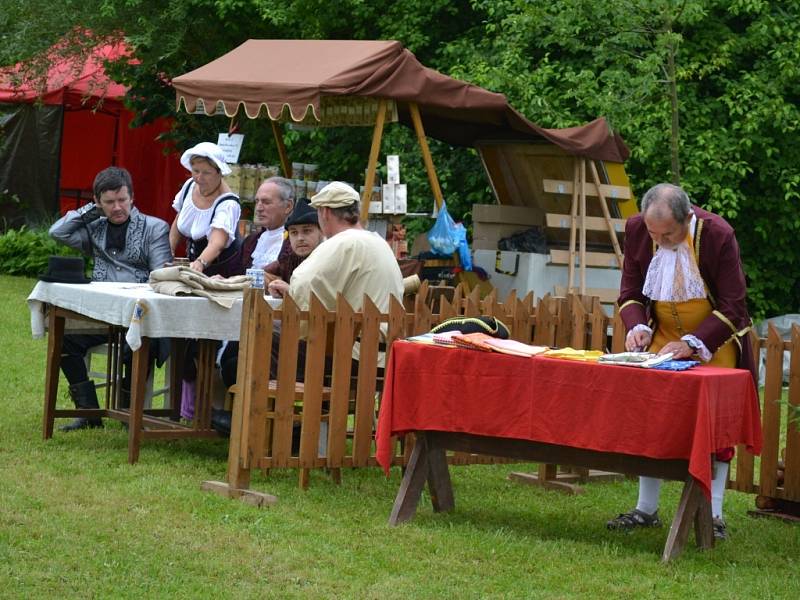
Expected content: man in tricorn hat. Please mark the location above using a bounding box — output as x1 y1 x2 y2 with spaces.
49 166 172 431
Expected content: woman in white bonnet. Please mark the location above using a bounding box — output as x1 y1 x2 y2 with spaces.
169 141 242 277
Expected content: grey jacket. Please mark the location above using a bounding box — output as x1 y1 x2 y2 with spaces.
49 203 172 283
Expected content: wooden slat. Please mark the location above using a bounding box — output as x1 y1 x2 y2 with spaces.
550 249 621 269
272 295 302 467
352 297 381 467
783 324 800 500
610 306 626 353
298 294 328 481
546 213 625 234
554 286 619 305
758 324 783 498
327 295 356 468
543 178 632 200
533 294 557 346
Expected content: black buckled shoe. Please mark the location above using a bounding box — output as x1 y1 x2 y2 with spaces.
606 509 662 531
712 517 728 540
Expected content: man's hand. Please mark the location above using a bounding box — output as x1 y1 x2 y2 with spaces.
625 329 652 351
267 279 289 298
658 340 694 359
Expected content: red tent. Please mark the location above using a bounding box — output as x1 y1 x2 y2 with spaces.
0 42 185 225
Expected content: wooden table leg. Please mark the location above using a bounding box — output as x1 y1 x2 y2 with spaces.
426 432 454 513
127 337 150 464
169 339 185 420
389 432 455 524
43 310 65 439
389 433 431 525
662 475 714 562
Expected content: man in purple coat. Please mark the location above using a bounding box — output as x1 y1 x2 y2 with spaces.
607 183 754 541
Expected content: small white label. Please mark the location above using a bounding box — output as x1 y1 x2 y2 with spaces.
217 133 245 163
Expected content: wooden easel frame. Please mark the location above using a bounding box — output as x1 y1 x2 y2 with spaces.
566 158 625 295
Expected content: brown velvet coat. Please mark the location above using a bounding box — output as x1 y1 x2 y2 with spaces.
618 205 755 381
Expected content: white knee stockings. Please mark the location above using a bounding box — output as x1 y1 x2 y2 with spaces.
636 460 729 519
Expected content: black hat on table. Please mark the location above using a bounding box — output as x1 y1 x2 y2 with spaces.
38 256 91 284
285 198 319 228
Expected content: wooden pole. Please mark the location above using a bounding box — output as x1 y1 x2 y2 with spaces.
359 99 388 224
270 120 292 178
567 158 579 293
588 160 624 268
579 159 587 294
408 102 444 210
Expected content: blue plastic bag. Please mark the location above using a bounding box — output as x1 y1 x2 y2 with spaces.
427 201 459 255
454 223 473 271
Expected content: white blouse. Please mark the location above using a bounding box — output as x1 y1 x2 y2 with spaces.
172 179 241 247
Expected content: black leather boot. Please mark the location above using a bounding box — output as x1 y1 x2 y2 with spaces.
59 381 104 432
211 408 232 437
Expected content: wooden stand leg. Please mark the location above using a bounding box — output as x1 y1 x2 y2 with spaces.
426 433 454 513
662 476 713 562
359 99 388 224
43 310 65 439
389 433 431 525
127 337 150 464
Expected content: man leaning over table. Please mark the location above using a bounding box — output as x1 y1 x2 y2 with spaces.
49 166 172 431
606 182 755 541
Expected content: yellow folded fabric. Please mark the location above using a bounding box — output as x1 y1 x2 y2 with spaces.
542 347 604 362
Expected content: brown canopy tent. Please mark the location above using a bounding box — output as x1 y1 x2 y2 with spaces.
172 40 628 214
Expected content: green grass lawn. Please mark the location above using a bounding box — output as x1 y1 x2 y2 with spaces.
1 274 798 599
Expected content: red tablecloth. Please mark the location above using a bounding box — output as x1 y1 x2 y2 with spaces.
376 341 762 499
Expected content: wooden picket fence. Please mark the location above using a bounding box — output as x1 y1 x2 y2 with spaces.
728 324 800 512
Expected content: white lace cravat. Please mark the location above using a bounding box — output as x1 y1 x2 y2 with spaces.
642 214 706 302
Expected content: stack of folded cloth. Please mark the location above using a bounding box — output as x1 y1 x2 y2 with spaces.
543 347 605 362
149 266 252 308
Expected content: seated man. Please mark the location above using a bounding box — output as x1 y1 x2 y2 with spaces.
215 183 403 434
218 197 324 390
233 176 294 273
265 197 325 298
49 166 172 430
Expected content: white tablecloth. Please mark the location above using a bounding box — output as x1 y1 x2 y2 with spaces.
26 282 277 350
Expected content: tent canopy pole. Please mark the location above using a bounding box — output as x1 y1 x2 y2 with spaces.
359 99 388 224
270 120 292 178
409 102 444 210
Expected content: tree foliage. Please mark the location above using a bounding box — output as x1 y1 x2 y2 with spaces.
1 0 798 317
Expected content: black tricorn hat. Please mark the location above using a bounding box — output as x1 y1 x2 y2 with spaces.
38 256 91 284
286 197 319 228
430 316 510 339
